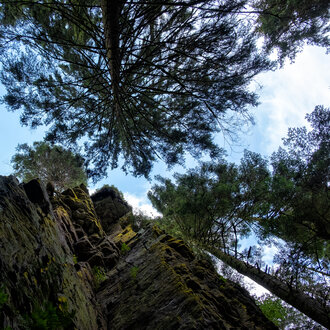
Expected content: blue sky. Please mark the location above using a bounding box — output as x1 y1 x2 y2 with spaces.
0 45 329 216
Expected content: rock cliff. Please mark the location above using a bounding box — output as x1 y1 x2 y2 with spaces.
0 176 277 329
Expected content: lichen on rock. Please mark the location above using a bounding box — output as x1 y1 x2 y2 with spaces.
0 176 105 329
98 224 277 329
0 176 277 329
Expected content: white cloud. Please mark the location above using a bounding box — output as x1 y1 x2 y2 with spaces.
123 191 161 218
88 188 97 195
262 245 278 265
252 46 330 156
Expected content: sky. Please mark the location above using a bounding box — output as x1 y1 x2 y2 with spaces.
0 45 329 216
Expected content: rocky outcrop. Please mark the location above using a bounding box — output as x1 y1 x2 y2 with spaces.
0 176 277 329
91 186 132 234
0 176 108 329
99 225 277 329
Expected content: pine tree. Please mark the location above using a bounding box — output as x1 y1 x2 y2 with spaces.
253 0 330 64
0 0 271 180
148 108 330 327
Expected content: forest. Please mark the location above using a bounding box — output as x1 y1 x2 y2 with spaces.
0 0 329 328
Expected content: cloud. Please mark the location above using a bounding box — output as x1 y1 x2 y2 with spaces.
88 188 97 196
123 191 161 218
245 46 330 157
262 245 278 265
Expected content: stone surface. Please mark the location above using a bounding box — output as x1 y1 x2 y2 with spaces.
98 225 277 330
0 176 105 329
91 186 132 234
0 176 277 329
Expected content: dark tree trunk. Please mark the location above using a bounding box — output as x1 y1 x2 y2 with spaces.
208 247 330 328
101 0 123 103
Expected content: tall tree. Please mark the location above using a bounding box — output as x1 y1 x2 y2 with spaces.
255 293 324 329
11 141 87 191
149 150 271 252
208 247 329 328
149 163 329 327
149 158 251 253
263 105 330 245
0 0 272 180
148 107 330 327
252 0 330 64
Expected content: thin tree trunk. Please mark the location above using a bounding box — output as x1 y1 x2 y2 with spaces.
207 247 330 328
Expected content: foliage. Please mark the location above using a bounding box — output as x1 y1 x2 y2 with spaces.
0 286 8 309
148 106 330 327
263 105 330 252
218 275 227 285
120 243 131 255
24 301 75 330
11 141 87 192
255 294 288 328
255 293 324 329
253 0 330 64
130 266 139 280
94 184 125 200
92 266 107 289
148 150 270 255
0 0 272 180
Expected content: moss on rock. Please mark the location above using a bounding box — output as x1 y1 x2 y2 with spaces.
0 176 277 329
97 224 278 329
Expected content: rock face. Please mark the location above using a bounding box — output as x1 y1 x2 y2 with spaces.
91 186 132 234
0 176 277 329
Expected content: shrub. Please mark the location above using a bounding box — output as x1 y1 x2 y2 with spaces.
120 243 131 255
130 266 139 280
25 301 75 330
92 266 107 289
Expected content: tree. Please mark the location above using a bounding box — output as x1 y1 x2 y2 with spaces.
0 0 272 180
149 160 246 252
254 293 323 329
263 105 330 245
208 247 329 328
11 141 87 192
253 0 330 64
148 150 271 253
149 167 330 326
148 107 330 327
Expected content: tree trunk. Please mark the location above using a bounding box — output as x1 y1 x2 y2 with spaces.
207 247 330 328
101 0 123 103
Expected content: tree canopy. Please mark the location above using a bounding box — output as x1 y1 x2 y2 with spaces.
0 0 329 326
0 0 273 180
253 0 330 64
11 141 87 192
148 106 330 327
265 105 330 245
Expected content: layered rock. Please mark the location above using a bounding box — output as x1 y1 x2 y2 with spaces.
99 225 277 329
91 185 132 234
0 176 277 329
0 176 107 329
